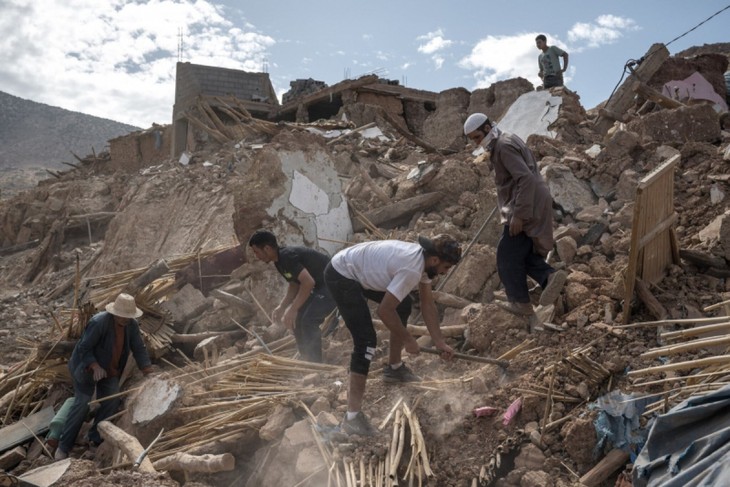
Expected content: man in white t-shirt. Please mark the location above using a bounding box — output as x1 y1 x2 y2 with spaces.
324 234 460 436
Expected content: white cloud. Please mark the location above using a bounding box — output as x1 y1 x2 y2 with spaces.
568 14 638 49
459 33 549 89
362 34 372 41
401 62 413 70
416 29 453 69
0 0 275 127
417 29 453 55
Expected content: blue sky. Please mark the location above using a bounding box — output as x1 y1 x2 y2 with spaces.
1 0 728 128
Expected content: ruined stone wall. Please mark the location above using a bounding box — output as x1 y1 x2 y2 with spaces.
109 126 172 172
355 92 403 115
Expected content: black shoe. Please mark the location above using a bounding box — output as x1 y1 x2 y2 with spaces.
340 412 377 436
382 363 421 383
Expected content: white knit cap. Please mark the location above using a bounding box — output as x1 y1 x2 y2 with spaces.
463 113 489 135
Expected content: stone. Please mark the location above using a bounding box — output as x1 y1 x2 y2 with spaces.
561 417 597 466
467 78 535 123
259 405 297 441
542 164 596 214
442 245 496 300
159 283 213 331
521 471 553 487
422 88 471 152
514 443 546 470
309 396 330 416
555 236 577 264
584 144 602 159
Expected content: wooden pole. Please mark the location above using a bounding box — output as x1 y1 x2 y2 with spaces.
98 421 156 473
578 449 630 487
419 347 508 368
153 452 235 472
627 355 730 377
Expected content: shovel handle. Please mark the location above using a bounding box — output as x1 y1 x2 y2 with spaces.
419 347 509 368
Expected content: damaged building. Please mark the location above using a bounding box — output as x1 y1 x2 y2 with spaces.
1 41 730 487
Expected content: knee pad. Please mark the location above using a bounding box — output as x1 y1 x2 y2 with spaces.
350 346 376 375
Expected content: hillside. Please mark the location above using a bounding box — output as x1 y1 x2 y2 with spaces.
0 90 140 189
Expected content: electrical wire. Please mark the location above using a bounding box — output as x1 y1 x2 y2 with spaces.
603 3 730 107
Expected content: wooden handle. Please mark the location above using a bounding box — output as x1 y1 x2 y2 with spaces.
419 347 509 368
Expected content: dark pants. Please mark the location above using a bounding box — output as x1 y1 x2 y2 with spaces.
543 74 564 88
295 287 336 362
324 263 412 375
59 362 120 453
497 226 554 304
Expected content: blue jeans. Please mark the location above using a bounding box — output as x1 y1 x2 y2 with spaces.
59 363 120 453
497 226 554 303
324 263 412 375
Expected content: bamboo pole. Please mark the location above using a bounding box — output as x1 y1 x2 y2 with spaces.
614 316 730 329
627 355 730 377
641 334 730 359
661 322 730 340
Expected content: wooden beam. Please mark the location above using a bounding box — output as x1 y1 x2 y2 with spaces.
97 421 156 473
0 406 54 452
351 192 442 233
594 43 669 134
635 277 668 321
633 81 684 109
579 449 630 487
153 452 235 473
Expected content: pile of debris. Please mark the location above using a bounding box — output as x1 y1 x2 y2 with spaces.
1 41 730 487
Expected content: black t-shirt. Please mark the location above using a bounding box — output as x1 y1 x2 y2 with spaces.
274 246 330 289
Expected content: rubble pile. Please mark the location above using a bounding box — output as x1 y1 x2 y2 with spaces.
1 42 730 487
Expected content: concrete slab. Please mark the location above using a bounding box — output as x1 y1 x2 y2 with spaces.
496 91 563 142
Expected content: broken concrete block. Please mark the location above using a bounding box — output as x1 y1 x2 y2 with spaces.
259 405 296 441
441 246 496 300
542 164 596 214
131 377 182 425
282 419 316 448
497 91 563 142
159 283 213 331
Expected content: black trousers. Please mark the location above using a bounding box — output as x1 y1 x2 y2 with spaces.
294 287 336 362
324 263 412 375
497 226 554 304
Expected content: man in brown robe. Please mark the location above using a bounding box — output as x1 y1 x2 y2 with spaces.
463 113 566 316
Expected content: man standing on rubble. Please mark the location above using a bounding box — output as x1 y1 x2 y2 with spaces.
248 230 336 363
536 34 568 89
55 293 152 460
463 113 566 317
324 235 458 436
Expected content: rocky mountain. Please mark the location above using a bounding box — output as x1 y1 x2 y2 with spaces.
0 90 140 170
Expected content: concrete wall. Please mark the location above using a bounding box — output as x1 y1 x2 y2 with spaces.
174 62 277 109
171 62 279 157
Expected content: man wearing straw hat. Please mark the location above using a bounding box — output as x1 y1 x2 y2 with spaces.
54 293 153 460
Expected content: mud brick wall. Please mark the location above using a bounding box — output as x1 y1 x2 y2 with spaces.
109 125 172 172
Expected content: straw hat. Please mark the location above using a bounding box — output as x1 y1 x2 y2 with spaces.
105 293 143 319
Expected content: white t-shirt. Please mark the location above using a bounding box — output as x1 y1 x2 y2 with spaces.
331 240 431 302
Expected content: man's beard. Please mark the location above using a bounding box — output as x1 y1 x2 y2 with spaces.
425 266 438 279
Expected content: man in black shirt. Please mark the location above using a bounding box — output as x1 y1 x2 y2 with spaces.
248 230 336 362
